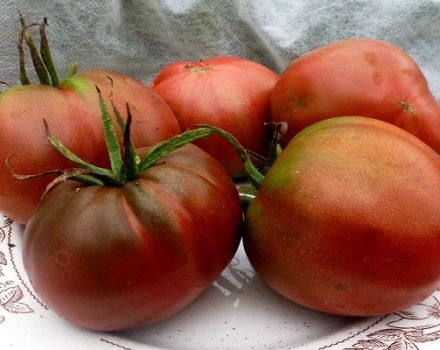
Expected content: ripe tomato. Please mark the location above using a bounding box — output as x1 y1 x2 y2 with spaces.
151 57 279 177
23 144 242 331
244 116 440 316
271 39 440 150
0 17 181 224
60 70 181 150
0 71 180 224
0 85 100 224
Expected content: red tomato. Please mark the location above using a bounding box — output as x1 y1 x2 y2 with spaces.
0 72 180 224
245 116 440 316
23 144 242 331
151 57 279 177
271 39 440 150
60 70 181 150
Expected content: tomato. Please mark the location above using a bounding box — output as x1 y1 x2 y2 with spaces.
151 56 279 177
23 143 242 331
60 70 181 149
271 38 440 150
0 72 180 224
0 16 181 224
0 85 100 224
244 116 440 316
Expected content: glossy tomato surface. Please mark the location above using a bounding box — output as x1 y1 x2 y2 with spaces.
0 71 180 224
271 39 440 150
151 57 279 177
23 144 242 331
245 116 440 316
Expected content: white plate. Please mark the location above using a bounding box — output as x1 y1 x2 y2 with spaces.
1 213 440 350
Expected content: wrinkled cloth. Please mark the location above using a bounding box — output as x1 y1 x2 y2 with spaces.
0 0 439 99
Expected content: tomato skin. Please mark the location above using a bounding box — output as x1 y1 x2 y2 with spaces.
23 144 242 331
271 39 440 150
244 116 440 316
151 57 279 177
0 71 180 224
61 70 181 149
0 85 104 224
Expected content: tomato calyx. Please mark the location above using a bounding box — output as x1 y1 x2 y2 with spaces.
42 87 140 189
236 121 286 203
7 79 265 199
137 125 266 189
138 126 266 205
18 13 57 86
35 84 264 196
18 13 77 87
266 121 287 164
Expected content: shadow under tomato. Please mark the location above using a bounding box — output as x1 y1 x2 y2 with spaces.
114 243 374 350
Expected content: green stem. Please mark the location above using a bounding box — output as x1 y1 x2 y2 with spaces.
138 128 211 170
21 23 51 86
236 182 258 204
239 193 255 205
139 125 265 189
112 101 126 132
43 119 121 186
6 155 104 197
107 75 126 132
36 90 265 194
39 18 59 87
71 174 105 186
123 104 140 181
18 28 31 85
96 86 124 181
275 144 283 157
42 170 105 199
267 121 288 166
64 62 78 79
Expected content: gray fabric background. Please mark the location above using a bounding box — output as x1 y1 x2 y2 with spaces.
1 0 440 100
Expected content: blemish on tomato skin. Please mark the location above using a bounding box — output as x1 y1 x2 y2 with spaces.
372 71 384 85
399 100 415 113
401 68 417 76
54 250 71 267
291 95 306 108
333 280 351 290
363 52 378 65
185 64 214 75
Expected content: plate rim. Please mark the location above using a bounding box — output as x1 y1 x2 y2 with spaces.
2 215 440 350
